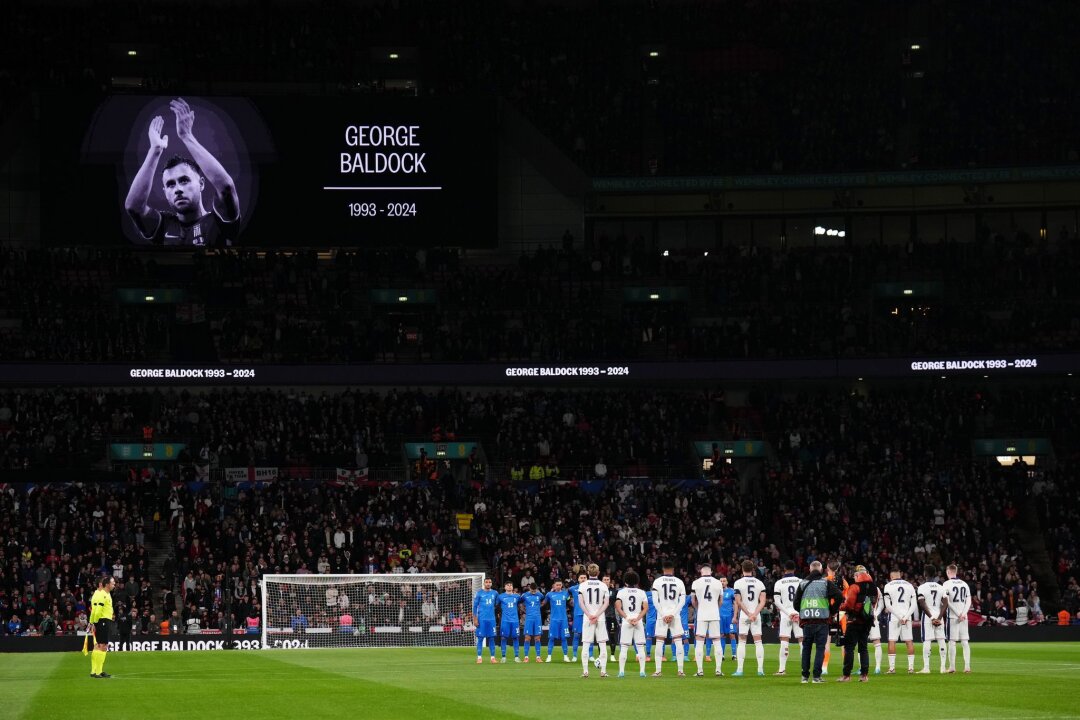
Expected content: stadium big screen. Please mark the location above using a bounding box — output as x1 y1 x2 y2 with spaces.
42 95 497 248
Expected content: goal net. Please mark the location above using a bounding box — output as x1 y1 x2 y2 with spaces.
261 573 485 649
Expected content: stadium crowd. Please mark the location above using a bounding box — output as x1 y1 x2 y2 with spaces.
3 378 1077 636
3 233 1080 364
0 481 160 637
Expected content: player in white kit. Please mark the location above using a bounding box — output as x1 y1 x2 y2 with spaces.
916 565 947 674
941 564 972 673
883 569 917 673
615 570 649 678
651 558 687 677
577 563 610 678
732 560 767 677
772 560 803 676
691 564 725 677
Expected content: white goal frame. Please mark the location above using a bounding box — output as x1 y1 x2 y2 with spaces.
260 573 485 649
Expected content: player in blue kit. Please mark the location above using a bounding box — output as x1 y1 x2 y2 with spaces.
568 570 592 661
644 583 658 657
497 582 522 663
544 579 572 662
520 584 545 662
473 577 499 663
671 591 692 661
719 575 738 661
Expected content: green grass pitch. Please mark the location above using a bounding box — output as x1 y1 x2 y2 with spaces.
4 643 1079 720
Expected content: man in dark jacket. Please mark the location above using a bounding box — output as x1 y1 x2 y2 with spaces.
792 560 844 683
838 564 876 682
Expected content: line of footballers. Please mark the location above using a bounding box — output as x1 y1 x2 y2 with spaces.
472 559 974 680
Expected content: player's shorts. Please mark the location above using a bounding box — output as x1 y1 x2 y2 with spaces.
922 616 945 641
573 615 584 634
868 620 881 642
581 616 609 644
720 614 734 634
695 619 724 639
888 616 913 642
945 615 969 641
778 613 804 640
620 619 646 646
500 622 519 639
549 622 569 639
523 618 542 636
476 619 496 638
92 619 113 644
737 615 763 637
653 615 684 639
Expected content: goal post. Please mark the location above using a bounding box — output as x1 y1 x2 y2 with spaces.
260 573 485 649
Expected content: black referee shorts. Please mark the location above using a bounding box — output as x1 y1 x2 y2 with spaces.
93 619 114 644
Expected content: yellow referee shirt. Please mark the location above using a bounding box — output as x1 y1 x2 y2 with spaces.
89 589 114 623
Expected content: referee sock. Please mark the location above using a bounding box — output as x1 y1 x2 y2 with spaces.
91 649 104 675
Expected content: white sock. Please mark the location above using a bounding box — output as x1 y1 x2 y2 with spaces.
654 641 664 672
948 641 957 670
938 641 947 672
888 653 896 671
636 644 646 673
736 639 747 672
907 651 915 671
599 643 608 673
695 640 705 674
717 649 723 674
961 640 970 671
755 639 765 672
675 642 685 673
619 646 628 674
582 643 592 673
922 641 931 669
779 640 789 672
875 644 882 671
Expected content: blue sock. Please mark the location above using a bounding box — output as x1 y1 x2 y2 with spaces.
645 637 653 654
561 636 568 655
513 636 519 657
501 638 507 657
547 636 554 657
535 640 542 658
476 638 484 656
572 633 581 657
490 638 498 659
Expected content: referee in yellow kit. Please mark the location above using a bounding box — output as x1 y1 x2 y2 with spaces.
90 575 117 678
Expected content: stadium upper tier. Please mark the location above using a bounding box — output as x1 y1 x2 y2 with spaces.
2 237 1078 364
3 0 1079 175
